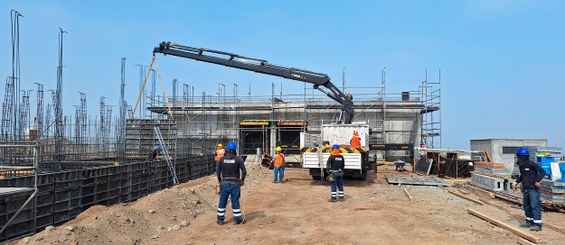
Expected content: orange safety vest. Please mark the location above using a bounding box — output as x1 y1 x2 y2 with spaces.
351 136 361 148
274 153 285 167
215 148 225 161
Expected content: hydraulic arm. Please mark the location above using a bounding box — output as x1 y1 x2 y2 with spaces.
153 42 354 124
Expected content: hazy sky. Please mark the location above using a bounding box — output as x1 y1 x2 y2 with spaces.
1 0 564 149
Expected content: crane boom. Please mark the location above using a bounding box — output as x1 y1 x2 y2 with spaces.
153 42 354 124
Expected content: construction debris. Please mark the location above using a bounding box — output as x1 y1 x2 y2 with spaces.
403 188 413 201
447 189 484 205
466 208 541 244
385 174 449 187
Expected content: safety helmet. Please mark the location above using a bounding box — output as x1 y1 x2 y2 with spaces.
227 141 237 150
276 146 282 152
217 143 223 147
155 146 162 152
332 144 340 150
353 130 359 136
516 147 530 156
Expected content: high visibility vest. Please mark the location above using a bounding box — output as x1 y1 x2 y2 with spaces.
351 136 361 148
215 148 225 161
274 153 285 167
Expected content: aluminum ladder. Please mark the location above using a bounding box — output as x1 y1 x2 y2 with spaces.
154 126 179 185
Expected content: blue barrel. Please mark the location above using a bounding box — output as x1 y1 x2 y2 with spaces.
536 156 554 178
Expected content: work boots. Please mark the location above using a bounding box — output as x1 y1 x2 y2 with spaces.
530 225 542 232
328 198 337 203
234 217 244 225
339 197 345 202
217 220 224 225
520 222 533 228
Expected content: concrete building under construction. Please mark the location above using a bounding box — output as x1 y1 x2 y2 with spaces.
146 78 442 163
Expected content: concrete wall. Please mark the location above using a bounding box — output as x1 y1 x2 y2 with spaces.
470 139 547 170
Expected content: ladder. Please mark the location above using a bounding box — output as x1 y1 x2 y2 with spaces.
154 126 179 185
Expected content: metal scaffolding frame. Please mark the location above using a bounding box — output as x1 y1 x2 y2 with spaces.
420 69 442 148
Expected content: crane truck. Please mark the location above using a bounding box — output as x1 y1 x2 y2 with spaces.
153 42 369 180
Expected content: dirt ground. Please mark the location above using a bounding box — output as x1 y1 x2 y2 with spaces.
13 163 565 245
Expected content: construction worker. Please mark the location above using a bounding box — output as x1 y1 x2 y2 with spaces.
216 141 247 225
215 143 226 173
350 130 361 148
273 146 285 183
148 146 161 160
512 147 546 231
327 144 345 202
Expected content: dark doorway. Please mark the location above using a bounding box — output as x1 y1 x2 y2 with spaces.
240 126 269 155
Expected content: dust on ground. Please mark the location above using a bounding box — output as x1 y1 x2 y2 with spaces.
13 164 565 245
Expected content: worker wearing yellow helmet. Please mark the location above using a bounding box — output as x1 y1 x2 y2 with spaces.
215 143 226 173
272 146 285 183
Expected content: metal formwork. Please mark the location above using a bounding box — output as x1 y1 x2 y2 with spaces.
0 154 213 242
471 173 504 192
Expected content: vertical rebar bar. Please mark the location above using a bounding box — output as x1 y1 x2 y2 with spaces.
54 28 67 166
34 83 43 139
118 58 126 163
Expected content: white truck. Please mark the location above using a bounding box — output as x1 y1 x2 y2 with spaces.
302 122 370 180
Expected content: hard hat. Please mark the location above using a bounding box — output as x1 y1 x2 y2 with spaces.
227 141 237 150
516 147 530 156
332 144 340 150
155 146 162 151
353 130 359 136
218 143 223 147
276 146 282 152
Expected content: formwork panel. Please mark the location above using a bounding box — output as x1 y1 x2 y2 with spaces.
471 173 504 191
0 153 215 243
53 210 70 225
36 214 53 229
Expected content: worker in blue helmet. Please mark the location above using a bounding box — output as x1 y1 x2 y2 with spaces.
148 146 162 160
326 144 345 202
216 141 247 225
512 147 546 231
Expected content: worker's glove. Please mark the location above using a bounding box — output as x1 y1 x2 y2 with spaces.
512 182 519 190
240 180 245 186
534 182 541 189
215 183 221 195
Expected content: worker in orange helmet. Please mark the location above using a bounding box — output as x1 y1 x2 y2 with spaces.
350 130 361 148
215 143 226 173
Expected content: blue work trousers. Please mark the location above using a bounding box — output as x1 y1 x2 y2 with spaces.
217 181 241 222
274 166 284 183
330 171 344 200
523 188 542 226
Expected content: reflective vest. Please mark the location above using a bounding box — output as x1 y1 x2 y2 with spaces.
215 148 225 161
351 136 361 148
274 153 285 167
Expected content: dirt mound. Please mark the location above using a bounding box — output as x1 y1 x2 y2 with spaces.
16 164 269 245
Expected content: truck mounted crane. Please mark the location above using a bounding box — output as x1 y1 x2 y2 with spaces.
153 41 354 124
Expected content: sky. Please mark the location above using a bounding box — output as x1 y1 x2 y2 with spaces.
0 0 564 149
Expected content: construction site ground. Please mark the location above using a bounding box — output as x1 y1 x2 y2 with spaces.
12 163 565 245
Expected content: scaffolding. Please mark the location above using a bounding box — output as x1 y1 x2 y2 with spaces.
420 69 442 148
146 80 422 162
